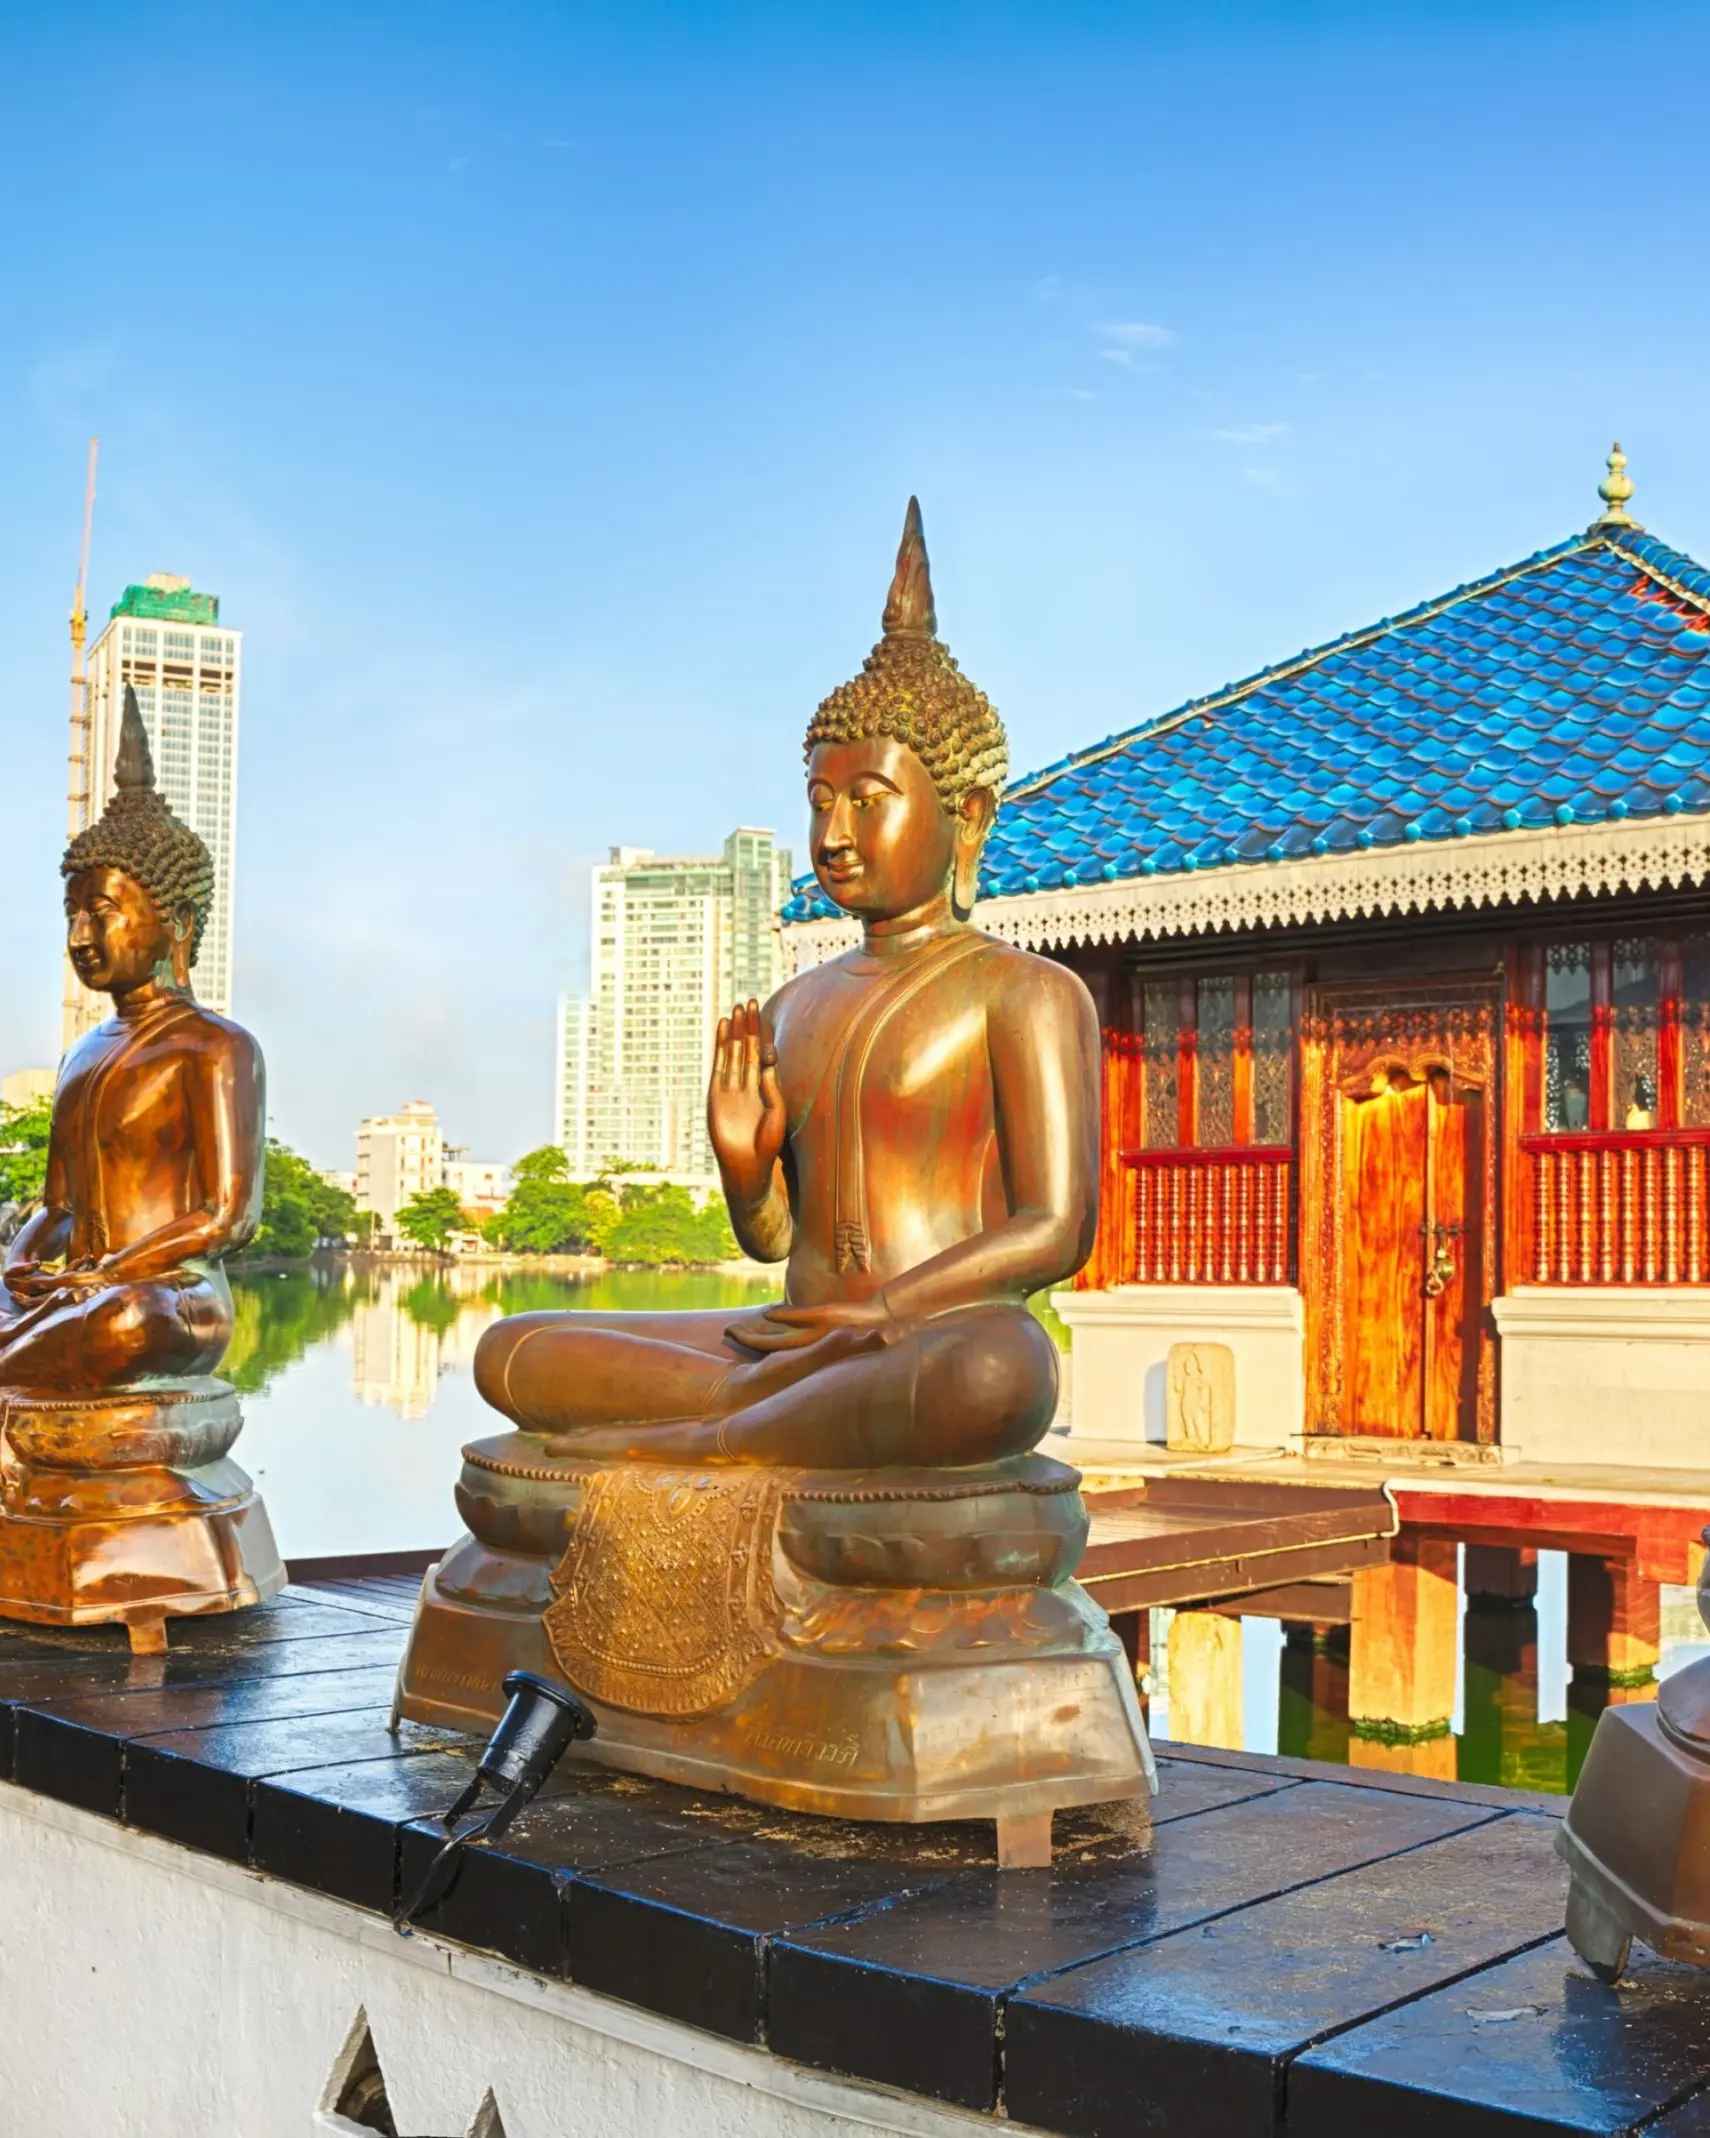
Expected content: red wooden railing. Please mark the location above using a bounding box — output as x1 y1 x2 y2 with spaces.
1520 1129 1710 1284
1122 1145 1293 1284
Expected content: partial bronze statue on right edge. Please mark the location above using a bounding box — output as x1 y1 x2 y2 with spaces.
396 500 1153 1863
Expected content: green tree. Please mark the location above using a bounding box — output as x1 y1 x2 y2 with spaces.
249 1139 361 1259
0 1097 52 1208
397 1185 469 1255
602 1183 739 1266
484 1145 600 1254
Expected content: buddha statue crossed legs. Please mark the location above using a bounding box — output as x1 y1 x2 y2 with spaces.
400 504 1151 1852
0 689 282 1647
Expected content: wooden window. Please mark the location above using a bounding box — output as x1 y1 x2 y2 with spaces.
1612 939 1661 1128
1196 977 1237 1147
1543 944 1592 1130
1535 936 1685 1132
1683 937 1710 1128
1252 973 1293 1144
1134 967 1295 1151
1140 980 1179 1149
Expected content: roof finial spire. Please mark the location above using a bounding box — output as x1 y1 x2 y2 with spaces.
1593 441 1641 531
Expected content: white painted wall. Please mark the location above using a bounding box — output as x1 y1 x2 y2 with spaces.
1494 1288 1710 1471
0 1785 1037 2138
1053 1285 1305 1452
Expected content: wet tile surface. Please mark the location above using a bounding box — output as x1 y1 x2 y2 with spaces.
400 1773 759 1974
126 1710 464 1861
769 1783 1493 2110
1005 1811 1563 2138
1289 1938 1710 2137
566 1834 972 2044
4 1588 1710 2135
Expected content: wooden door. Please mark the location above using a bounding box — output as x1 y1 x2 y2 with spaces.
1341 1068 1483 1439
1300 979 1500 1444
1425 1072 1484 1442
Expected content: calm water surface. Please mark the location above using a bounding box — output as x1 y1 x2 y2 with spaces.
230 1260 1704 1795
230 1262 777 1560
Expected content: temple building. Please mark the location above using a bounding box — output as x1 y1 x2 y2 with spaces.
783 451 1710 1476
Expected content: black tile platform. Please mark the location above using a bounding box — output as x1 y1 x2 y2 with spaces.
5 1585 1710 2137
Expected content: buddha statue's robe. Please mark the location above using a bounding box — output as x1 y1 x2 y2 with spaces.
475 924 1099 1469
0 991 264 1391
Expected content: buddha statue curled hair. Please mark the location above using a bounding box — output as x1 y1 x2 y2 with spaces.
804 497 1009 814
62 685 216 968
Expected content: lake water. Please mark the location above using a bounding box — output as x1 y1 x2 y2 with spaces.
229 1259 1705 1794
229 1261 779 1560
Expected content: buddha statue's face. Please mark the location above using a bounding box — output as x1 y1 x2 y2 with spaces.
808 737 989 922
65 866 176 996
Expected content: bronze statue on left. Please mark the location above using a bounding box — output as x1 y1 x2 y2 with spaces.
0 686 284 1651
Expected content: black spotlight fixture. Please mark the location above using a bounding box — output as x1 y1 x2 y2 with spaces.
396 1671 595 1933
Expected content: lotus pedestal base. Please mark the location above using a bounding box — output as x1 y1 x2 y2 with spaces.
395 1439 1154 1865
0 1378 285 1654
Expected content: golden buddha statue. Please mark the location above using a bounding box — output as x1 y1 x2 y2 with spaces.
0 688 283 1650
398 504 1151 1859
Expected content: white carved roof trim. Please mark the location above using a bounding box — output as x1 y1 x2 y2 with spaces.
779 811 1710 973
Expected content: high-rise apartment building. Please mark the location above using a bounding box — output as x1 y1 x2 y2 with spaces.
66 575 241 1044
558 828 793 1185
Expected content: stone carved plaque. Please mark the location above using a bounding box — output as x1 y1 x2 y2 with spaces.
1166 1342 1236 1452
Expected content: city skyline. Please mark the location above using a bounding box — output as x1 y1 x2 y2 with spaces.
6 2 1710 1168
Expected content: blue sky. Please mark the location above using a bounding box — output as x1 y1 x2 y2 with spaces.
4 1 1709 1168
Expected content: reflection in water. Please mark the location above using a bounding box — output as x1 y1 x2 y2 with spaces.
1149 1558 1707 1798
228 1261 777 1560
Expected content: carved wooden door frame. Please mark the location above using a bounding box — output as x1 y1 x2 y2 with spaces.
1299 976 1502 1442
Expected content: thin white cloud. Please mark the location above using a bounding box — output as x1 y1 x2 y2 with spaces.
1093 321 1176 349
1212 422 1290 445
1098 348 1140 369
1242 466 1292 493
1030 275 1065 302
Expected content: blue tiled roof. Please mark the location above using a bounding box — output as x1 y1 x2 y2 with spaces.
781 522 1710 923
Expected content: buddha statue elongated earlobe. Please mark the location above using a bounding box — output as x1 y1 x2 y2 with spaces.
952 838 981 921
169 911 194 990
952 787 994 922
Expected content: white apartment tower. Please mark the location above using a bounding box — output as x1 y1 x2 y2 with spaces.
67 575 241 1044
558 828 793 1185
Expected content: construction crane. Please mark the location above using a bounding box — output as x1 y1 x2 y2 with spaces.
66 436 99 836
61 437 99 1051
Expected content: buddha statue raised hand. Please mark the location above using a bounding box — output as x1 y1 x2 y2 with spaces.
0 687 280 1646
474 497 1098 1469
400 502 1149 1849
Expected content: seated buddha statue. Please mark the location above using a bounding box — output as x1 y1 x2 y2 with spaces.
0 687 280 1646
1 688 264 1386
474 498 1098 1471
400 504 1149 1854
